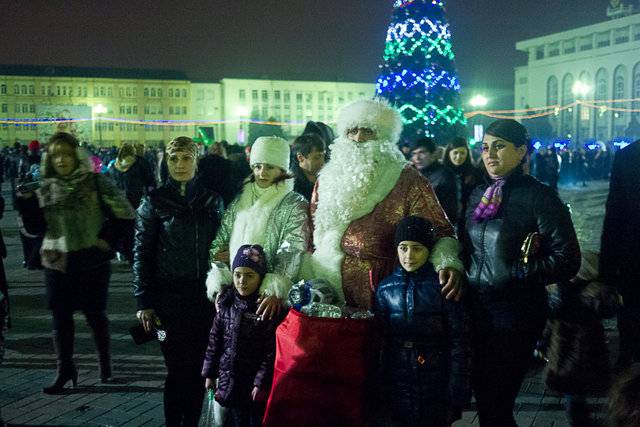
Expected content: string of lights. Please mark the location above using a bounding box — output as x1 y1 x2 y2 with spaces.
377 0 466 140
3 97 640 126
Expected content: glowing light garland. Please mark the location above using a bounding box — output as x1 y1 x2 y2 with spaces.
377 0 466 140
383 18 454 61
3 98 640 127
377 68 460 93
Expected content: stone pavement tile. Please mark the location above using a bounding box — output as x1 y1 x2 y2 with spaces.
535 410 568 424
91 394 141 411
515 414 536 426
72 408 125 426
139 418 166 427
114 397 153 412
21 412 71 426
526 381 548 395
120 416 154 427
552 419 571 427
118 399 163 418
531 420 554 427
5 410 50 425
460 410 478 424
8 392 44 409
138 404 164 419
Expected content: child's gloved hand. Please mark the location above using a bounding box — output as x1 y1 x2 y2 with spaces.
251 386 267 402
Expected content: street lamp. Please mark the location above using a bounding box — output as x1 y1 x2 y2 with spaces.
235 105 250 145
572 81 592 147
469 94 488 109
469 95 488 145
94 104 107 146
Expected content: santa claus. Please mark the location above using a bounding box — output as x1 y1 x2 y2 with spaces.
306 99 463 309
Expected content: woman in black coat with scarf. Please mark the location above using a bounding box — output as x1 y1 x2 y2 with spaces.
16 132 135 394
133 136 223 427
461 119 581 427
443 137 482 233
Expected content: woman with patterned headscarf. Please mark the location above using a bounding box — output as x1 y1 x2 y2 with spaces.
15 131 135 394
133 136 224 426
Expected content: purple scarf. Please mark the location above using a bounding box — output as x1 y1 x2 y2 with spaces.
472 178 505 222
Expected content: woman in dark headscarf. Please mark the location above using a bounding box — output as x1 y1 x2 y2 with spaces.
461 119 581 426
16 132 135 394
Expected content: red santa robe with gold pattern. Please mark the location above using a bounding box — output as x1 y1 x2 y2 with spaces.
307 161 462 310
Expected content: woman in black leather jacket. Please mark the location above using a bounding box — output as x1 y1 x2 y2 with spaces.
133 137 223 427
462 120 580 427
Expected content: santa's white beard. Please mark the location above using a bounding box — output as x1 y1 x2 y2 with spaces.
314 137 406 234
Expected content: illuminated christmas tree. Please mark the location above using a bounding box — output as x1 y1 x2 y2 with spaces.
376 0 466 143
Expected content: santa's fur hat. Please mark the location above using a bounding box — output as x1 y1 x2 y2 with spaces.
336 98 403 143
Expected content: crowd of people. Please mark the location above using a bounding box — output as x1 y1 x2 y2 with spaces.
0 98 638 427
529 146 614 190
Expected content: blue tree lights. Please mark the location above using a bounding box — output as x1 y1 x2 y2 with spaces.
377 0 466 141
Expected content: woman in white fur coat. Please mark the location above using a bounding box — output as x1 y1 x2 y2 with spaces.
207 136 310 318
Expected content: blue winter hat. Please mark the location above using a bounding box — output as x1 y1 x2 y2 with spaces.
232 245 267 278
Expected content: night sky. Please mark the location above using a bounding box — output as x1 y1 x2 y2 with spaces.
2 0 607 108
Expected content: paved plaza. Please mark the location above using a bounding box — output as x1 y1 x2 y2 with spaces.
1 181 614 426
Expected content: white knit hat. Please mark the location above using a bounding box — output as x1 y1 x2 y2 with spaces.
250 136 290 171
337 98 403 143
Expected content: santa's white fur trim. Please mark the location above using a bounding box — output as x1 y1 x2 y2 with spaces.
259 272 292 300
337 98 403 143
430 236 464 273
206 263 232 301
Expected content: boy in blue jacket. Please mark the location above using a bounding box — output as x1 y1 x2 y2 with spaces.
375 216 472 427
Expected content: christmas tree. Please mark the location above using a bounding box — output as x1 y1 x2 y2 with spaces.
376 0 466 143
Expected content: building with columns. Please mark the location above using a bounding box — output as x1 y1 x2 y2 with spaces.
514 1 640 142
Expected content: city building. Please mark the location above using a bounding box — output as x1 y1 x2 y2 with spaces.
0 65 191 146
219 78 374 144
0 65 375 146
514 0 640 142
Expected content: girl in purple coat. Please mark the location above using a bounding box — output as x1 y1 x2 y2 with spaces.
202 245 280 427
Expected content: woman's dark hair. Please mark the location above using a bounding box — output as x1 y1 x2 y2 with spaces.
443 137 472 169
117 143 136 160
485 119 530 168
292 133 326 158
48 131 79 150
485 119 530 149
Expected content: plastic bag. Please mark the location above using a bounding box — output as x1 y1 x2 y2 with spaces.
201 389 218 427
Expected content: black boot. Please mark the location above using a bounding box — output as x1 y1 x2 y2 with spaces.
87 311 112 382
43 329 77 394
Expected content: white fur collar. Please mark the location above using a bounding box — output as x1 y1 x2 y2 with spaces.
228 180 293 263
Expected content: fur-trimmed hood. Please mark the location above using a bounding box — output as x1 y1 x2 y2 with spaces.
336 98 403 143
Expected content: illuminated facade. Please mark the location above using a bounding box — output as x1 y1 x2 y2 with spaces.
0 65 374 146
514 3 640 141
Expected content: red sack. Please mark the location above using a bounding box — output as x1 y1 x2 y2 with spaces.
263 309 378 427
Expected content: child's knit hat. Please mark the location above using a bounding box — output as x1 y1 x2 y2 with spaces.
232 245 267 278
394 216 434 249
